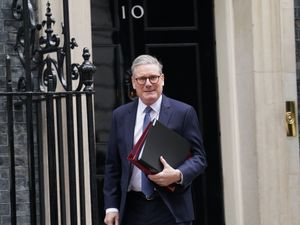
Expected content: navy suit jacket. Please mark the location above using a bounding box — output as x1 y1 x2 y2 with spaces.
103 95 207 223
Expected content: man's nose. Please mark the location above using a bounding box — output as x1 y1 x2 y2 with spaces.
145 78 152 85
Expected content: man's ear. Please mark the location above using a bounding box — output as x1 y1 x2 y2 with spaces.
131 77 136 89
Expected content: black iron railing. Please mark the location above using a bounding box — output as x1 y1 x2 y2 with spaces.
1 1 99 225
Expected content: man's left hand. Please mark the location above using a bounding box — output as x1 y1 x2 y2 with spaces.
148 156 182 186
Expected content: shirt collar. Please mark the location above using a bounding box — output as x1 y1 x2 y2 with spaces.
138 95 162 114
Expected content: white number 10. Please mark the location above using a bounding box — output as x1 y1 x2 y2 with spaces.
121 5 144 19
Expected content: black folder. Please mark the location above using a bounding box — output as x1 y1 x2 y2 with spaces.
128 119 191 174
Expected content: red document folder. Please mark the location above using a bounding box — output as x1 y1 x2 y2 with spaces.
127 121 153 175
127 119 191 176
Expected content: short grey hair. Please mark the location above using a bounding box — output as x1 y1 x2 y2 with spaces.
131 54 163 75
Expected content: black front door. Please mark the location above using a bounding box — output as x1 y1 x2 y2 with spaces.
91 0 224 224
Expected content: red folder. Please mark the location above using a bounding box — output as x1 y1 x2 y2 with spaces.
127 121 154 175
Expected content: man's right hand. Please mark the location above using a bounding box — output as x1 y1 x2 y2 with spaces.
104 212 119 225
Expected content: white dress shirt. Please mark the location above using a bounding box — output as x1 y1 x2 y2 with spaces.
128 96 162 191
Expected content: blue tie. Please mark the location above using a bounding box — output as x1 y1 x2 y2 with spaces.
141 106 154 198
143 106 152 130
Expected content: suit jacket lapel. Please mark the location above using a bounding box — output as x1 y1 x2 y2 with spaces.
125 100 138 155
159 95 172 126
124 100 138 178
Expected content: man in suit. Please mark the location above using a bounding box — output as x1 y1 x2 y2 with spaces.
103 54 207 225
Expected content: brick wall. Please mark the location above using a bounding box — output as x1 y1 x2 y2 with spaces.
0 0 30 224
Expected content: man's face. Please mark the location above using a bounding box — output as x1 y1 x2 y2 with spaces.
131 64 164 105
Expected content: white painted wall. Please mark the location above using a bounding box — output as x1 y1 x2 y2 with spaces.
214 0 300 224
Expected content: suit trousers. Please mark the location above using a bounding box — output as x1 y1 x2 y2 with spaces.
123 191 192 225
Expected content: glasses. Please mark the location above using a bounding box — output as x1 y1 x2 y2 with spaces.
135 75 162 85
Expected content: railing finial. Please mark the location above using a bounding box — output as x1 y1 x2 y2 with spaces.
80 48 96 92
